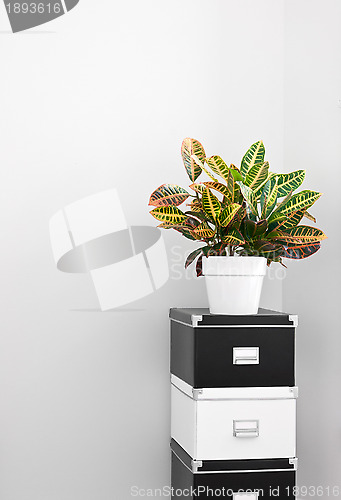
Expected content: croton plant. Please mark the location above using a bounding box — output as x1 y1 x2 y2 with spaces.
149 138 326 276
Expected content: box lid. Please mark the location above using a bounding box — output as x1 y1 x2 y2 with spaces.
169 308 298 327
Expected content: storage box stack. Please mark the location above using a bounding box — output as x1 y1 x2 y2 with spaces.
170 308 298 500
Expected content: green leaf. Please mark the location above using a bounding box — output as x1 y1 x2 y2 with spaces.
254 219 268 236
149 184 190 207
229 165 244 182
244 161 270 191
244 219 257 240
202 188 221 219
276 226 327 244
240 141 265 179
238 183 258 217
150 206 187 224
260 177 278 218
219 203 242 227
276 190 322 217
181 138 205 181
274 170 306 197
221 227 245 245
283 242 321 259
185 248 204 269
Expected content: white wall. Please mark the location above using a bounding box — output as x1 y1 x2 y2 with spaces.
3 1 337 498
284 0 341 490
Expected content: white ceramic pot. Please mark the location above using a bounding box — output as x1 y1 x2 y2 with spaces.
202 256 267 315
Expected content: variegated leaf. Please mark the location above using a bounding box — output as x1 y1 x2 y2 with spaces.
221 228 245 245
150 206 187 224
205 156 230 181
240 141 265 179
181 138 205 181
276 190 322 217
192 154 219 182
260 177 278 219
244 161 270 191
202 188 221 219
276 226 327 244
274 170 306 197
283 242 321 259
149 184 190 207
189 183 205 194
204 182 231 198
238 183 258 217
193 222 215 239
274 190 293 213
268 209 304 232
219 203 242 227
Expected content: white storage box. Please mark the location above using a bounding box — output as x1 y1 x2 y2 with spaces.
171 375 297 462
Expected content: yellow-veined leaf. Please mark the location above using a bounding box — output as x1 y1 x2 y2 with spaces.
238 183 258 217
205 156 230 181
240 141 265 179
276 226 327 244
150 206 187 224
244 161 270 191
276 190 322 217
191 154 218 181
274 170 306 197
253 172 276 199
202 188 221 219
219 203 242 227
149 184 190 206
221 227 245 245
268 209 304 232
260 177 278 219
189 183 205 194
193 222 215 239
204 182 231 198
181 138 205 181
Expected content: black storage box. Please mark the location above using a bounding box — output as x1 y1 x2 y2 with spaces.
171 439 296 500
170 308 297 389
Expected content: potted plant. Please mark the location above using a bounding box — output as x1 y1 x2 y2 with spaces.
149 138 326 314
